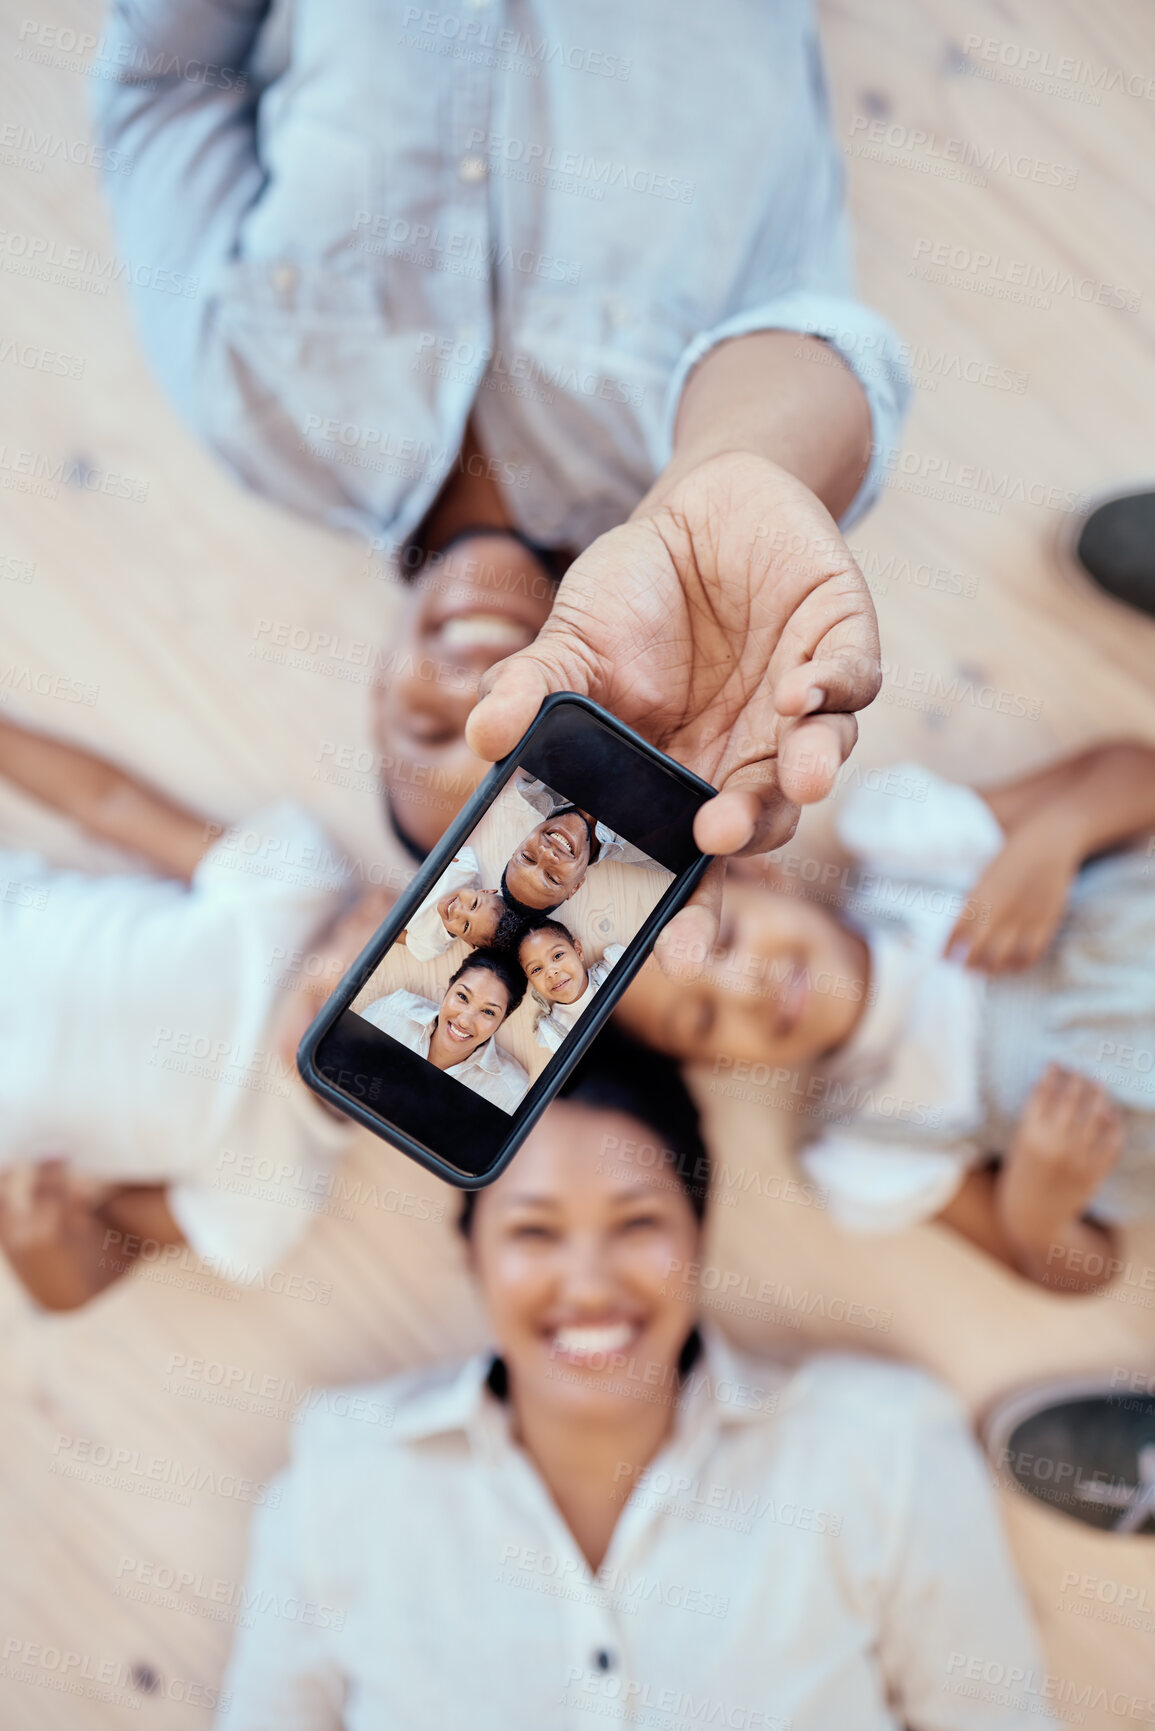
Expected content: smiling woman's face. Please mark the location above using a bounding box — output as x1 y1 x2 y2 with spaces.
374 536 555 854
468 1101 702 1419
429 967 511 1069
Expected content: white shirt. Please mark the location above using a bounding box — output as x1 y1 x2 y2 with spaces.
404 846 483 963
534 943 625 1053
358 988 529 1113
216 1327 1042 1731
799 767 1007 1232
513 772 654 870
0 803 353 1272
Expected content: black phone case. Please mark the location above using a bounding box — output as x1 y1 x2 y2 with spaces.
297 692 715 1187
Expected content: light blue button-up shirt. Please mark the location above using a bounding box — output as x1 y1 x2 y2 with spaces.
94 0 909 552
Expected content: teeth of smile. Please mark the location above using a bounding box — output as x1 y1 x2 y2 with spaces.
551 829 574 856
440 615 531 650
553 1323 635 1356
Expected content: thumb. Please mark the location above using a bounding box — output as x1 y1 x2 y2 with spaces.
465 648 590 763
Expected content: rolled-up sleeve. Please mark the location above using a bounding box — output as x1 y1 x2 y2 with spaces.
660 20 910 528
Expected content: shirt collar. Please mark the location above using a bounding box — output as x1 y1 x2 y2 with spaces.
406 997 439 1032
388 1324 787 1449
468 1032 508 1077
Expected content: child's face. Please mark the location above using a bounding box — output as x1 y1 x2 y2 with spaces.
615 881 869 1072
520 929 588 1004
438 886 506 945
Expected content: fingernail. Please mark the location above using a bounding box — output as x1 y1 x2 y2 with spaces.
803 685 825 715
946 940 969 964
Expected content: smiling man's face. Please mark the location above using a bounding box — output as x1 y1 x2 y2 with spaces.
505 813 591 910
373 535 555 855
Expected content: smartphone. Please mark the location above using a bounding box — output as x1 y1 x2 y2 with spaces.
298 693 715 1188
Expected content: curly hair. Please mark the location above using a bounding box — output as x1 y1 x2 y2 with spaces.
489 904 531 954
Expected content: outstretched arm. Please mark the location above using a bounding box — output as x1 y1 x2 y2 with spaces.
465 18 906 973
948 740 1155 971
0 715 214 880
980 739 1155 847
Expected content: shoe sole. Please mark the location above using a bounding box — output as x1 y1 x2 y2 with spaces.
981 1371 1155 1530
1051 477 1155 618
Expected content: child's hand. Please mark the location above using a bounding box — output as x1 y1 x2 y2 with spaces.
0 1160 99 1254
996 1066 1123 1266
945 812 1080 972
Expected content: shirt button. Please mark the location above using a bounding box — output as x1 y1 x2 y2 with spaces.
595 1650 614 1671
458 154 488 184
271 262 297 295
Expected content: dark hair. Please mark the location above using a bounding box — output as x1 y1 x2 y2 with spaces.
516 916 577 957
398 525 571 588
489 905 531 953
500 863 561 919
446 947 527 1018
458 1027 710 1237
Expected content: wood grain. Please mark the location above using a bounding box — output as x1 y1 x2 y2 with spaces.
1 2 1154 1725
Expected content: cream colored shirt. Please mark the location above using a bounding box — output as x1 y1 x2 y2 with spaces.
358 988 529 1112
216 1327 1041 1730
0 802 354 1273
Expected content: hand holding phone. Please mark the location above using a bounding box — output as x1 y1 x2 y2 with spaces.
464 453 881 951
298 694 714 1187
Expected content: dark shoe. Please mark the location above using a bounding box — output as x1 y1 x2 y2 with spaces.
982 1375 1155 1534
1058 487 1155 618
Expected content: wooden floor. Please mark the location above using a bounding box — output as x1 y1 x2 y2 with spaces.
3 2 1155 1724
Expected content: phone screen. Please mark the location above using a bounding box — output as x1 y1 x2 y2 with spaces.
303 696 712 1185
348 765 675 1114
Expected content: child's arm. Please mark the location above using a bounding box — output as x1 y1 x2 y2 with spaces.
935 1066 1123 1294
0 714 214 882
947 741 1155 971
0 1165 185 1311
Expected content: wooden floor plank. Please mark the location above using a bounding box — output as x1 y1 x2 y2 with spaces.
2 2 1154 1725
